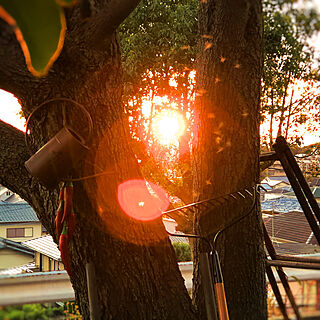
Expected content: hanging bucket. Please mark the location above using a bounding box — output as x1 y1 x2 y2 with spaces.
24 98 93 189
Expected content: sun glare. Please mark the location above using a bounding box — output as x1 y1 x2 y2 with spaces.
117 179 170 221
151 109 186 146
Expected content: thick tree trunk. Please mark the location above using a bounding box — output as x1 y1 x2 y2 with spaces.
192 0 267 319
0 4 197 319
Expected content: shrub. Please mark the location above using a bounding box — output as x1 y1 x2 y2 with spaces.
22 304 47 320
0 304 64 320
172 242 192 262
6 309 24 320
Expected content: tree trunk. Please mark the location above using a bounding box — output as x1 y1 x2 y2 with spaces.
192 0 267 319
0 5 197 319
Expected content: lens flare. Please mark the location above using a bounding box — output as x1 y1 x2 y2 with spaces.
151 109 186 146
117 179 170 221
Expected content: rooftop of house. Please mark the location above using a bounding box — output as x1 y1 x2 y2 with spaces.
261 197 302 213
0 237 34 255
163 218 189 244
169 232 189 244
23 235 61 261
271 242 320 256
4 193 26 203
0 185 26 203
264 211 317 246
310 177 320 187
261 183 273 191
0 203 39 224
284 187 320 199
267 176 289 183
261 177 290 188
312 187 320 198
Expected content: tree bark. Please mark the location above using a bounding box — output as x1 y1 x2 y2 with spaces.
193 0 267 319
0 3 197 319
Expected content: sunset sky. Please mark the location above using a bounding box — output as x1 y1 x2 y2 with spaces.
0 90 25 131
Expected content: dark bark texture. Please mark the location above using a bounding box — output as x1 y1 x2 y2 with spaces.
193 0 267 319
0 2 197 319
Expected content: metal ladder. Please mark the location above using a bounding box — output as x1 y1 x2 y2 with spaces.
261 136 320 320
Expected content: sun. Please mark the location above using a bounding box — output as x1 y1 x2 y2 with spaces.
151 109 186 146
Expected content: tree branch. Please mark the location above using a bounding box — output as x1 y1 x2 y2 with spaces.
0 120 57 236
0 120 32 198
0 19 39 96
0 0 142 98
85 0 142 49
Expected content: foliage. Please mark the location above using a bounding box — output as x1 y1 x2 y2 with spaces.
121 0 320 150
120 0 197 144
172 242 191 262
0 0 75 77
120 0 198 102
261 0 320 147
0 304 64 320
120 0 197 207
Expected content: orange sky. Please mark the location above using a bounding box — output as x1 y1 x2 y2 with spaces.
0 90 25 131
1 85 320 146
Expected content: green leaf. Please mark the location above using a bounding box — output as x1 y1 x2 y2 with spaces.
0 0 66 77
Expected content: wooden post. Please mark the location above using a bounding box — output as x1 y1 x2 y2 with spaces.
267 259 320 270
275 254 320 264
276 136 320 223
266 263 289 320
273 142 320 245
199 253 218 320
210 251 229 320
264 225 302 320
86 262 101 320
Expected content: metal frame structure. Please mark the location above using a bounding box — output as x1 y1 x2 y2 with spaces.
261 136 320 320
163 136 320 320
164 185 258 320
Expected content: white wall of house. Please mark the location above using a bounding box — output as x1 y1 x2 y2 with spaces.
0 249 33 270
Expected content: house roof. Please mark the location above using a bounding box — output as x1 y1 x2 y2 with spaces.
271 242 320 256
261 178 290 189
0 203 39 223
169 232 189 244
312 187 320 199
310 178 320 187
23 235 61 261
268 176 290 184
261 183 273 191
0 237 34 255
261 197 302 213
264 211 317 246
3 194 26 203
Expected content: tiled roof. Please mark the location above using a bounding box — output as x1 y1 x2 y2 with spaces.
310 177 320 187
169 233 189 244
23 235 61 261
268 176 290 183
4 194 26 203
313 187 320 199
0 237 34 255
261 183 272 191
261 197 302 213
0 203 39 223
271 243 320 256
264 211 317 246
261 177 290 188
